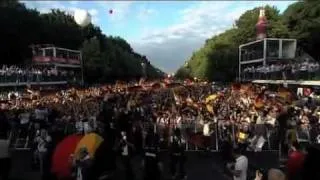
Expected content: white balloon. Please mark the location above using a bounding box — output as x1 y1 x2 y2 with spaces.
74 9 91 27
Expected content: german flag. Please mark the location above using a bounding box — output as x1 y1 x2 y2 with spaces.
277 87 294 103
240 84 254 95
254 92 265 109
232 83 241 91
127 85 143 91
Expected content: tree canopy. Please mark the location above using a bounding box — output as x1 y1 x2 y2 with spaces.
176 1 320 82
0 1 164 84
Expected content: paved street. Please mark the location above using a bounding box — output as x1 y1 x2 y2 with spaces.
10 150 279 180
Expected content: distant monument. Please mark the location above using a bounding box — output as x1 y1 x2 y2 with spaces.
256 8 267 40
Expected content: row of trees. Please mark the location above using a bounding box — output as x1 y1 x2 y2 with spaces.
0 1 164 84
175 1 320 82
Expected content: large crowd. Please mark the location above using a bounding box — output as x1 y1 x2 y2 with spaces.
0 65 78 83
243 62 320 80
0 80 320 180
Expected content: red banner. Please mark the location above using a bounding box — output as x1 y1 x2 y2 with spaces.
33 56 80 65
68 59 80 64
52 57 67 63
32 56 51 63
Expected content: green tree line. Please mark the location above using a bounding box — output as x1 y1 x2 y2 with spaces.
176 1 320 82
0 1 164 84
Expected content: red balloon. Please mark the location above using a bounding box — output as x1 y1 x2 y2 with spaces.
286 151 305 177
109 9 113 14
51 135 83 178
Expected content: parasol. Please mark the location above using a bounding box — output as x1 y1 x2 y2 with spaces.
51 134 83 178
74 133 104 158
205 94 218 103
205 94 218 113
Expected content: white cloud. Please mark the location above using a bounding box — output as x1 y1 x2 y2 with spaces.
89 9 99 24
131 1 295 73
21 1 67 14
137 7 157 21
69 1 79 6
22 1 100 25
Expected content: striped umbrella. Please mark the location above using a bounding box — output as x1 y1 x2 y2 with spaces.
74 133 104 158
51 134 83 178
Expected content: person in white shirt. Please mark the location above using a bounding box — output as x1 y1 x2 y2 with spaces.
227 146 248 180
34 129 52 178
118 131 134 180
202 120 213 151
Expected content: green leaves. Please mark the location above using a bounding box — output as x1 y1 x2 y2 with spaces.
283 1 320 60
179 2 320 82
0 2 163 83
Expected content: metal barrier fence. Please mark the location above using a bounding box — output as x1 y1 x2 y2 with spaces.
142 122 284 152
0 74 79 84
10 120 315 153
242 70 320 81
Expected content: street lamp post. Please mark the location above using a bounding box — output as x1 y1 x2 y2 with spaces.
141 62 146 78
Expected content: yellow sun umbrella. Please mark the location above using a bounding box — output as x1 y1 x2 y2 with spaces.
205 94 218 104
238 132 248 143
74 133 104 158
205 94 218 113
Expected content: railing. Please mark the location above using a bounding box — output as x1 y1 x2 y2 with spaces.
10 120 317 153
142 122 283 152
242 69 320 81
0 74 80 84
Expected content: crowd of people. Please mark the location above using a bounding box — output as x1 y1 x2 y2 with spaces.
0 65 78 83
0 80 319 180
243 62 320 80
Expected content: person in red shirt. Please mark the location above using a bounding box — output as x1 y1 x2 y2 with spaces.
286 141 305 180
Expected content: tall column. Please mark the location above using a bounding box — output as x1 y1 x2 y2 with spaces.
80 51 84 86
279 39 283 59
53 47 56 57
239 46 242 81
263 39 267 66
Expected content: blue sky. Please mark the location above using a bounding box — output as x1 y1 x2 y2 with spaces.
22 1 296 73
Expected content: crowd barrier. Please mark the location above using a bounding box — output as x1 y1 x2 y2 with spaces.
242 70 320 81
142 122 285 152
0 74 79 84
10 120 315 153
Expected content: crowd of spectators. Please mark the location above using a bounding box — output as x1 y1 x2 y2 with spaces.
0 65 78 83
0 81 319 180
243 62 320 80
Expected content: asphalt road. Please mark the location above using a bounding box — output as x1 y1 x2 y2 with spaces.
10 150 279 180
